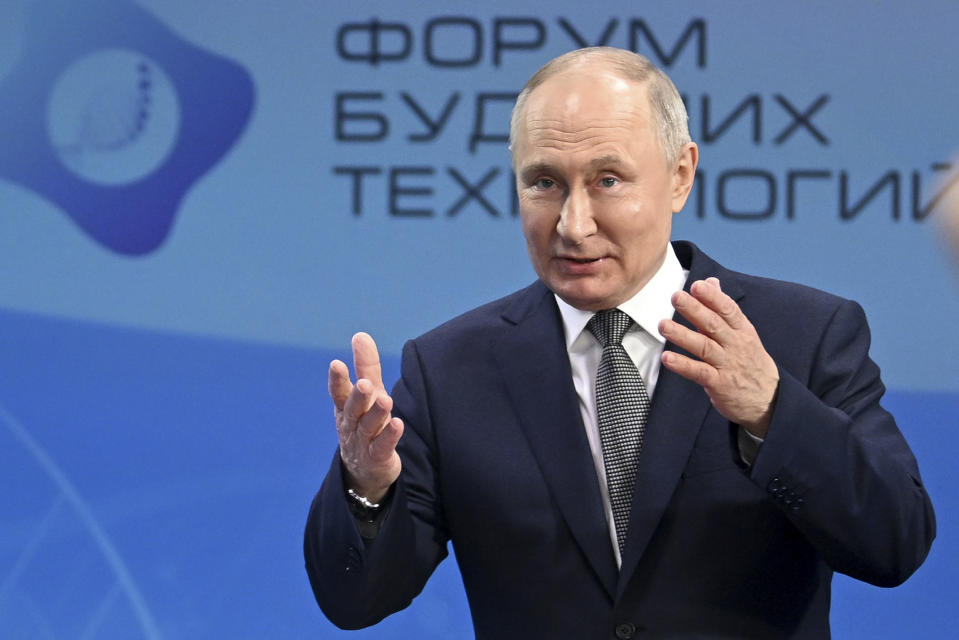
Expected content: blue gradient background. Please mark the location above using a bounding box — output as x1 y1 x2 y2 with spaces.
0 1 956 637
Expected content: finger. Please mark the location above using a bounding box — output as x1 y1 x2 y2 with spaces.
356 390 394 440
341 377 378 431
690 279 749 331
328 359 353 411
368 417 404 462
659 318 723 364
671 289 731 343
352 332 386 392
661 350 719 389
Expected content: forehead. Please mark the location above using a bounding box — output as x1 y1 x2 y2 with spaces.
514 70 655 159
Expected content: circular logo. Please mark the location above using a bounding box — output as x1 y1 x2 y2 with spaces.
47 48 180 186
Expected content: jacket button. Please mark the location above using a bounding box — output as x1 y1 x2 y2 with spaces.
615 622 637 639
768 477 785 494
345 545 362 571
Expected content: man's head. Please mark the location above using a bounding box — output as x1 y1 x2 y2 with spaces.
510 47 691 166
510 47 698 311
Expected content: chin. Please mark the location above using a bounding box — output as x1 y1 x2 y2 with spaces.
553 287 611 311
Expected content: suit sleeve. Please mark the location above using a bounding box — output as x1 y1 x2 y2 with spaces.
303 339 450 628
749 299 936 586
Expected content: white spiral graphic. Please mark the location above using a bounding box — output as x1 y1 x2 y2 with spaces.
0 404 162 639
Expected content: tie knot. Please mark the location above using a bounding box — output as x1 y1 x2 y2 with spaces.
587 308 633 347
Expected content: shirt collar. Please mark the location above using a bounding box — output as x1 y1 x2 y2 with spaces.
555 243 688 351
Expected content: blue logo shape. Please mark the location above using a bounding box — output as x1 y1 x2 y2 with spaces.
0 0 255 255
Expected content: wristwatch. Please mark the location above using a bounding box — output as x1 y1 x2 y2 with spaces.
346 488 383 522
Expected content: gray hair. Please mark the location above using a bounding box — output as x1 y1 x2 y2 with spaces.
509 47 691 166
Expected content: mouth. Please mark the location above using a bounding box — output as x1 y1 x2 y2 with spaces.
558 255 602 264
555 255 605 274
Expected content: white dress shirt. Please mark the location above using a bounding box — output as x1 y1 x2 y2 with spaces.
555 244 687 568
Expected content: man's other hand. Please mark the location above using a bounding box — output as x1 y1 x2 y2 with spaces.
329 332 403 503
658 278 780 438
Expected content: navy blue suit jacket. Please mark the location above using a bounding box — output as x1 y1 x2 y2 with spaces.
305 241 935 639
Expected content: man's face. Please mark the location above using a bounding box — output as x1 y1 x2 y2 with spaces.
512 69 696 311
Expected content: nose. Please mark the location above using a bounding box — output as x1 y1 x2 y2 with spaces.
556 187 596 245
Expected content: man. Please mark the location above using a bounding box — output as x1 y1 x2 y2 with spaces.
305 47 935 639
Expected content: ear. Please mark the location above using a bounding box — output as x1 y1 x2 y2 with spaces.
670 142 699 213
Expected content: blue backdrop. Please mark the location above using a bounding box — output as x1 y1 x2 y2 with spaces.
1 1 957 637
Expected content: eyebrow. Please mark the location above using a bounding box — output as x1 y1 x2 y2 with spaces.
518 162 554 184
587 155 625 170
518 155 626 183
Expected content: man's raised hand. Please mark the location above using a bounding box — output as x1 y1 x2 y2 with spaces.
328 332 403 503
658 278 780 437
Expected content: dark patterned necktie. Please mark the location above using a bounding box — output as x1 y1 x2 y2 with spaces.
587 308 650 553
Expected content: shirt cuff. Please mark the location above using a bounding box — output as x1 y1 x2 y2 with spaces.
738 426 764 466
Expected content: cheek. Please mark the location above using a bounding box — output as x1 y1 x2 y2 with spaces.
520 211 553 252
519 216 536 247
601 197 648 238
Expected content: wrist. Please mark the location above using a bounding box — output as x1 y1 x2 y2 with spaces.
340 457 395 505
742 381 780 438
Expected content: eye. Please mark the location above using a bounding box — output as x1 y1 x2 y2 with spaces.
534 177 556 190
599 176 618 188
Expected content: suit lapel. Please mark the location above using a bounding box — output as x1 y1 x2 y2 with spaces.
617 242 745 596
493 282 619 600
615 360 711 595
